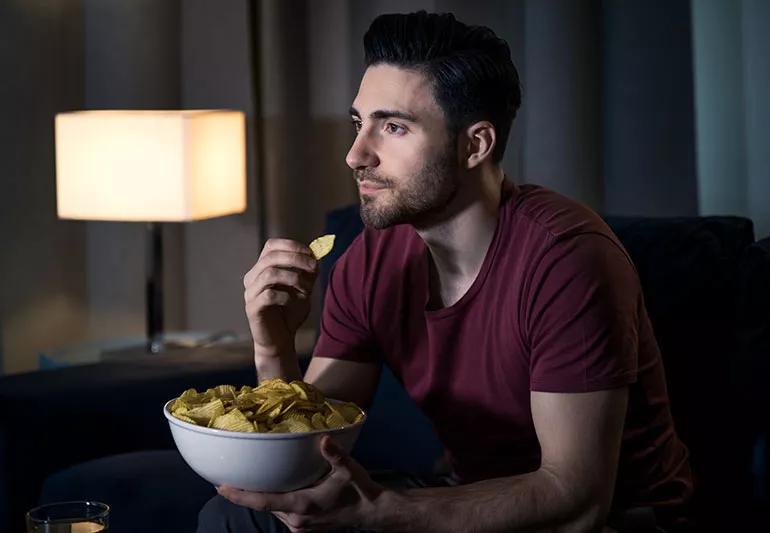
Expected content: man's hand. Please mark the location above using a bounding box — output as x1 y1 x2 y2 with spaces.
217 435 385 533
243 238 318 379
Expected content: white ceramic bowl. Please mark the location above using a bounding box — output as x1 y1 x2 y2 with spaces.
163 399 366 492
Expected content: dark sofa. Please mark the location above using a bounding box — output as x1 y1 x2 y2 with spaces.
1 208 768 532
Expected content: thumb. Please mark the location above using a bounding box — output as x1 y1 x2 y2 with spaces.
319 436 381 501
320 435 346 466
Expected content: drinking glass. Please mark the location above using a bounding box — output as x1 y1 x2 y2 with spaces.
26 501 109 533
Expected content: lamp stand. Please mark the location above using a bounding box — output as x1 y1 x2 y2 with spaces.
146 222 164 353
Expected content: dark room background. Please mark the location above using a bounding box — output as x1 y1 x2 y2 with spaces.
1 0 768 374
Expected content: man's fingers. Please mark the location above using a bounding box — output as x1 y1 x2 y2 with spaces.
244 262 316 305
216 486 300 513
314 436 354 490
317 435 381 501
256 288 292 308
244 269 300 302
274 511 314 533
272 512 303 533
244 289 311 324
252 267 315 298
320 435 346 466
260 250 318 273
244 250 317 288
259 238 315 260
244 277 312 309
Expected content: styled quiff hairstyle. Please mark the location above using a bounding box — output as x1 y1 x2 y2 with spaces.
363 11 521 163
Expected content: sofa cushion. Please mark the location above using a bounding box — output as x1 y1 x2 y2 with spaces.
604 216 756 526
39 450 214 533
736 237 770 517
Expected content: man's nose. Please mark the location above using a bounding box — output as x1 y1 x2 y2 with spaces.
345 132 379 170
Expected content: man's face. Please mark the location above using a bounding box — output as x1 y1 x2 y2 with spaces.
347 64 459 229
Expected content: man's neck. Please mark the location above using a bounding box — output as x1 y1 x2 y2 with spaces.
416 166 505 308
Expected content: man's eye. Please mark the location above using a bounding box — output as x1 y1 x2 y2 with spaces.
351 120 362 133
386 123 406 135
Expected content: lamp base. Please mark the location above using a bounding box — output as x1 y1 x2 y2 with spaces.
146 222 164 353
148 335 164 354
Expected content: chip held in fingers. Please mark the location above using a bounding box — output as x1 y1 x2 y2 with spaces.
169 378 364 434
309 234 336 260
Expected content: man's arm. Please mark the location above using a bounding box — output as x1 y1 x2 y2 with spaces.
374 387 628 532
243 236 381 408
304 356 381 409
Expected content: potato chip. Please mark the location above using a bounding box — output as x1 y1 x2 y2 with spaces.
211 408 255 432
284 417 313 433
255 395 280 413
214 384 237 400
269 421 292 433
280 401 298 416
325 411 347 429
310 412 328 430
186 398 225 426
337 402 362 424
235 394 260 410
324 400 343 419
203 388 217 400
169 378 364 434
290 382 309 400
172 412 196 424
284 411 310 422
180 388 198 397
309 234 336 260
292 399 323 411
258 378 293 392
170 398 189 412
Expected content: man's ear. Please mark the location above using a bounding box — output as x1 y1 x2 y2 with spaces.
461 121 497 169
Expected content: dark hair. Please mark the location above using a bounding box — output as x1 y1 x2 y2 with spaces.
363 11 521 163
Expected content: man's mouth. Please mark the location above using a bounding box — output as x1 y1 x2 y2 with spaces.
357 181 388 195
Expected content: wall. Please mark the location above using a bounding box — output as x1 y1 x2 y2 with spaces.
81 0 258 340
0 0 256 373
82 0 185 342
2 1 766 372
181 0 259 333
602 0 699 217
0 0 88 374
522 0 601 209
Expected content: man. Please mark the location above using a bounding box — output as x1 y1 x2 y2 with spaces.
200 11 693 533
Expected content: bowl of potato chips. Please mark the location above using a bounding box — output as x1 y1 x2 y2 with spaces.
163 378 366 492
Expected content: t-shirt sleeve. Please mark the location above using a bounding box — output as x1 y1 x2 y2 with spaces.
312 243 379 364
525 233 640 392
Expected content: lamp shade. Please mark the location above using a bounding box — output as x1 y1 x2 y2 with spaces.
55 110 247 222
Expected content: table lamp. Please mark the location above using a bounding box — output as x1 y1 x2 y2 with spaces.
55 110 247 353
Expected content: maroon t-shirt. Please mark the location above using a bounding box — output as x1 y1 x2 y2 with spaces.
314 182 693 512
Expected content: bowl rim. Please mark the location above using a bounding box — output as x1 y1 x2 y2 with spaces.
163 398 367 440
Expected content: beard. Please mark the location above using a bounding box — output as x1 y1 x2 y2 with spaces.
356 142 459 230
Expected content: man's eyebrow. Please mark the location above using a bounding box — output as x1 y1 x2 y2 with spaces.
349 106 418 123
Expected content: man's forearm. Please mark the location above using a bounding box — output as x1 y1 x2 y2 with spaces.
253 347 302 383
371 468 603 533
